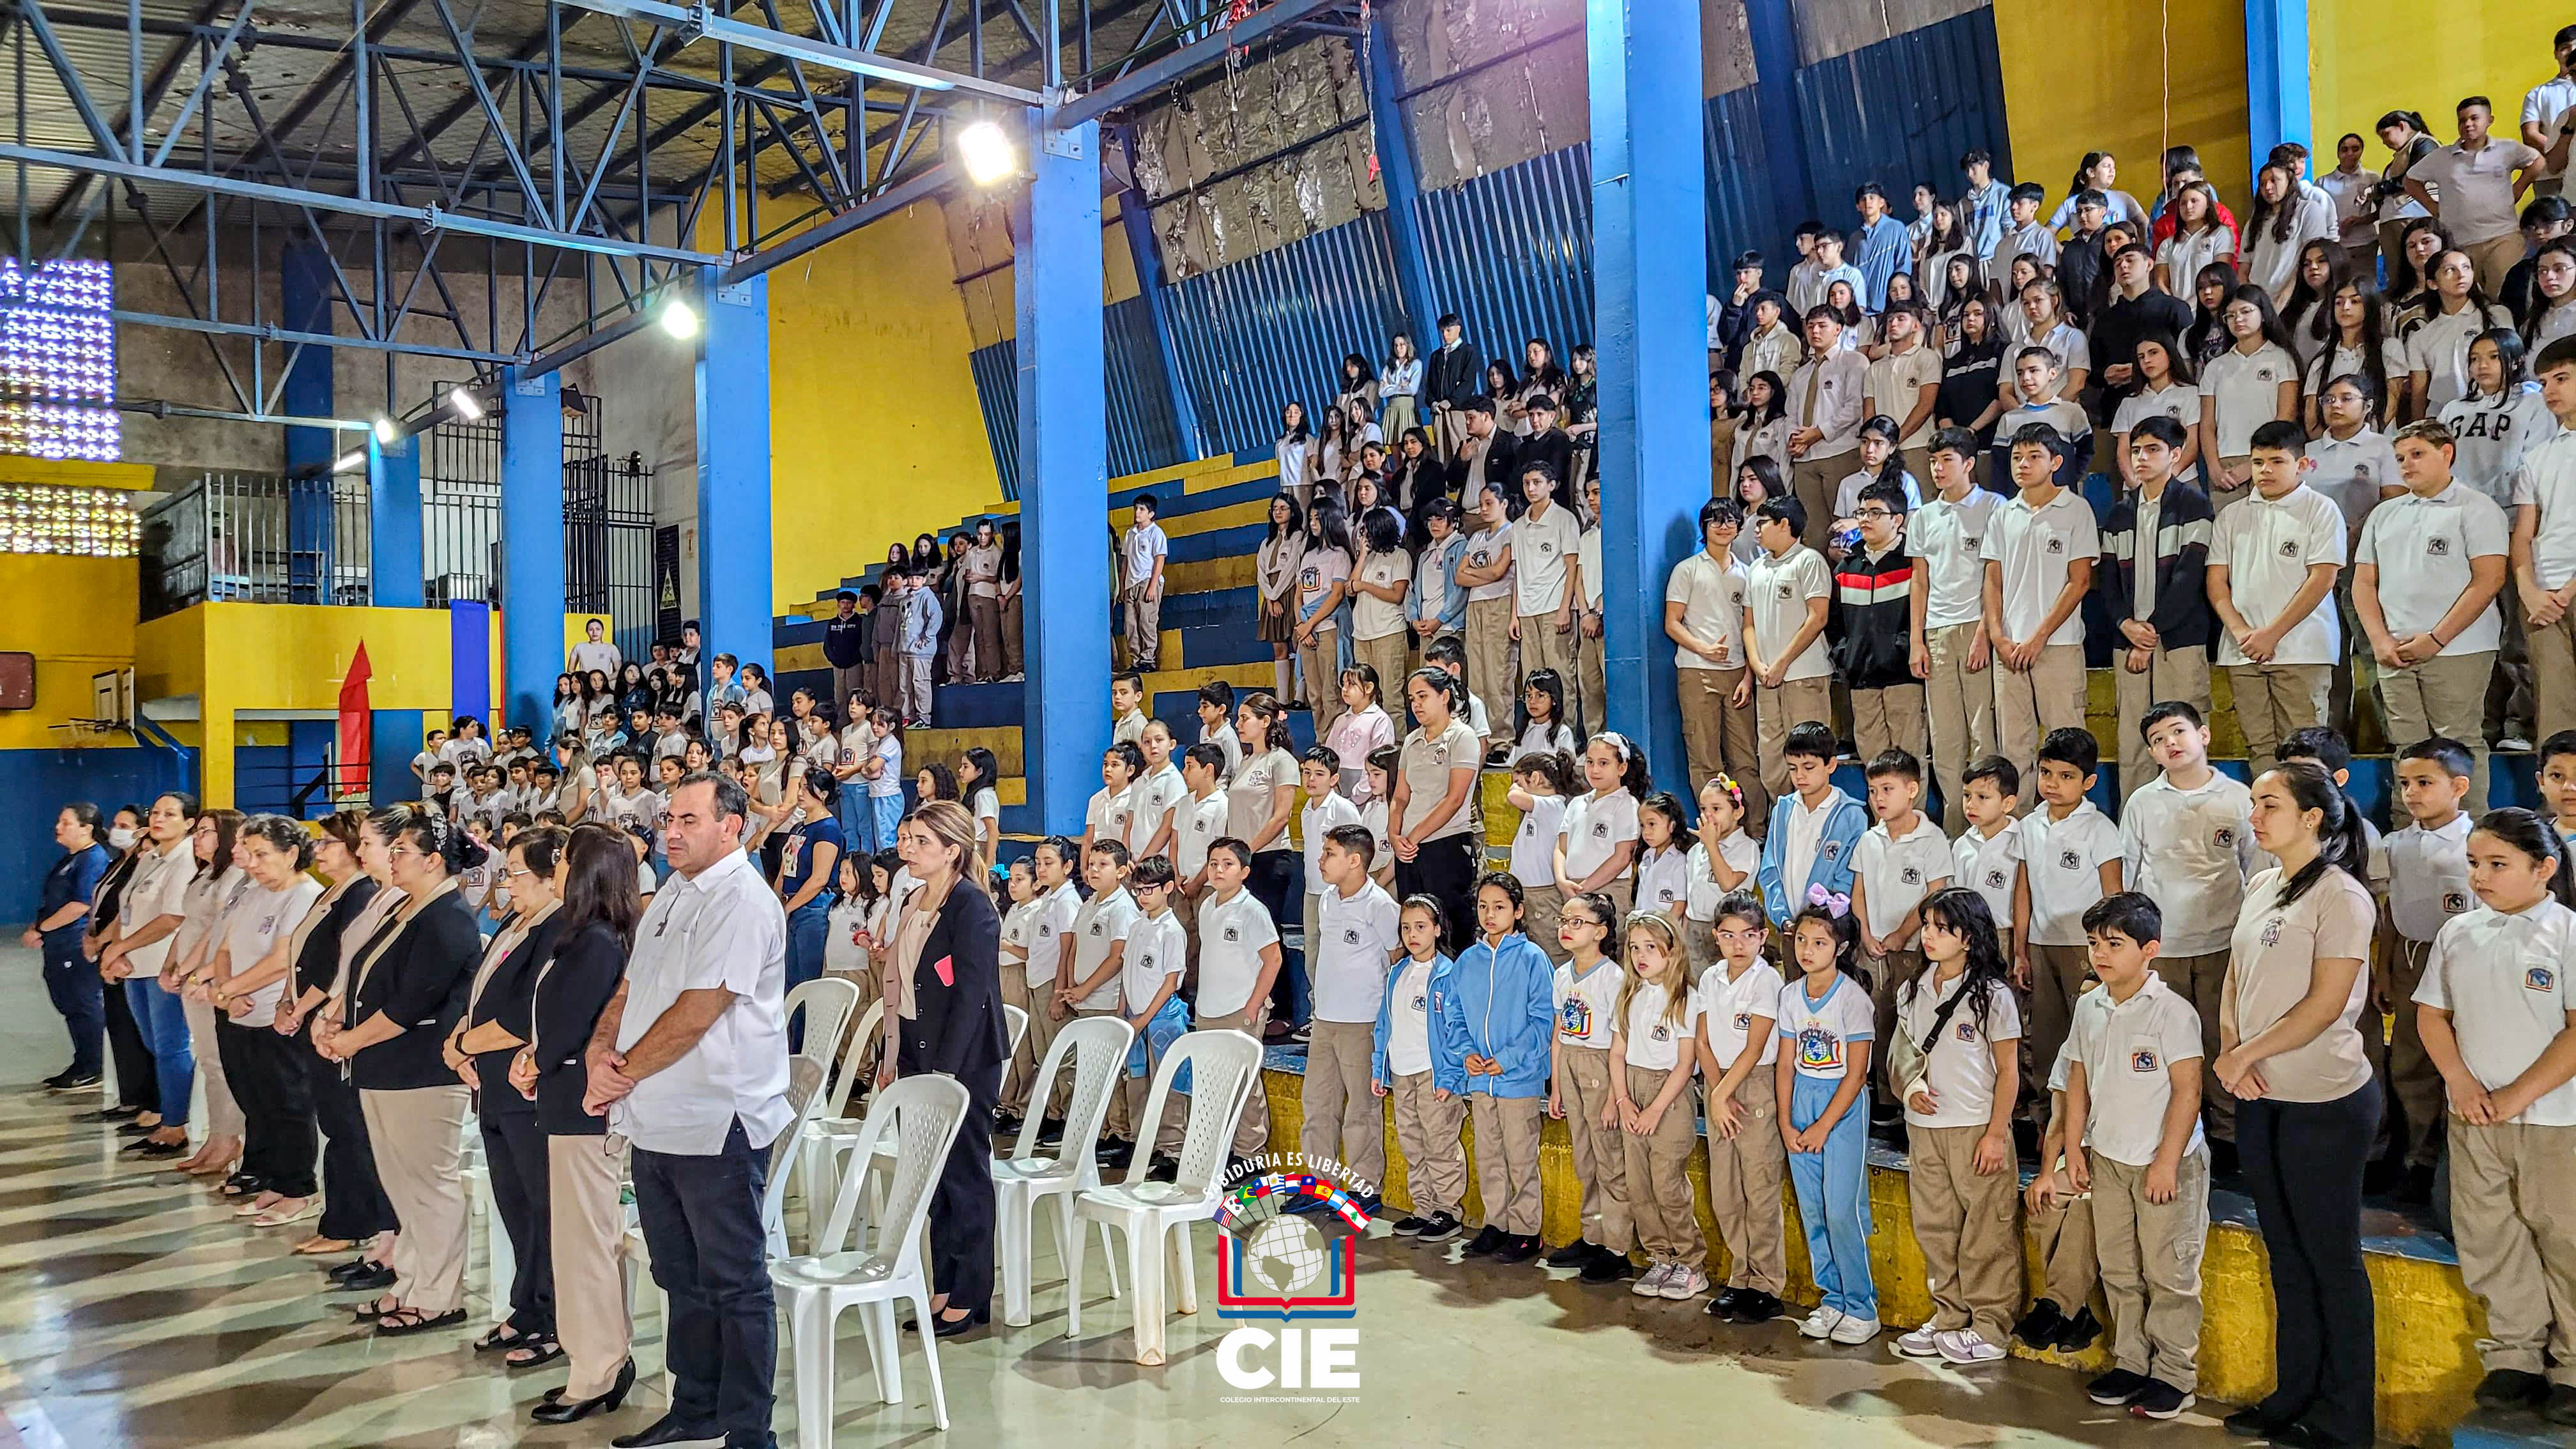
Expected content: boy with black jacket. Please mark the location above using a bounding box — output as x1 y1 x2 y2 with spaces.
2099 414 2216 795
1832 478 1926 762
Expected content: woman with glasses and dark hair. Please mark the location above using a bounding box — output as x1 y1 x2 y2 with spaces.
95 792 203 1158
272 809 397 1263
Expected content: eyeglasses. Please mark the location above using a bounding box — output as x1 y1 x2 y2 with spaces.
1853 507 1897 521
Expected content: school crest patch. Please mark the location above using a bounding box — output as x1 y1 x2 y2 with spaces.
2260 917 2283 947
2529 966 2557 992
2428 536 2451 557
2444 892 2470 914
1901 866 1922 885
2058 849 2082 870
2131 1049 2159 1073
2214 827 2235 849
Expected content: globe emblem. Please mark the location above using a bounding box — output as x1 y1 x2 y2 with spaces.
1243 1214 1331 1297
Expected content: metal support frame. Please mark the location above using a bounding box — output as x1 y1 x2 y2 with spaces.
693 268 775 685
499 366 568 737
1588 0 1709 790
1362 9 1436 337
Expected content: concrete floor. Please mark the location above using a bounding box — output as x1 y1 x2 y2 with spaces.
0 942 2260 1448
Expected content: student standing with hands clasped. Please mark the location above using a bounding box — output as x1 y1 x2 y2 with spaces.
1547 892 1636 1283
2208 421 2349 778
1613 913 1710 1301
1697 891 1787 1322
1438 874 1557 1263
1667 498 1766 827
1374 895 1466 1244
1909 430 2000 833
2014 728 2126 1104
1776 905 1879 1344
1744 498 1835 801
1981 425 2097 804
2381 738 2479 1199
1301 825 1402 1211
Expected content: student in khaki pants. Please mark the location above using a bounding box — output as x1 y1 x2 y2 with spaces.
1615 917 1712 1297
1667 499 1766 824
1697 897 1789 1321
1912 433 2002 832
1436 875 1557 1259
1981 427 2097 808
1374 899 1468 1237
1547 900 1631 1270
1743 497 1834 801
1457 487 1521 743
1301 832 1399 1196
2209 422 2349 778
2019 1052 2104 1351
1510 463 1586 731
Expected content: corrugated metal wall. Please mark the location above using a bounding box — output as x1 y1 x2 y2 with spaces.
1163 210 1410 458
1414 144 1597 362
1701 84 1790 283
1791 6 2012 224
967 295 1190 498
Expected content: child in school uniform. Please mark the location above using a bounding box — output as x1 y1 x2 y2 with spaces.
1361 746 1400 892
1061 840 1142 1154
1995 348 2094 483
1326 666 1398 802
1635 792 1694 930
1851 748 1956 1110
1196 680 1243 778
1980 425 2098 802
1196 838 1285 1156
2380 737 2478 1200
1744 498 1836 801
1684 775 1760 977
1085 740 1142 861
2101 416 2220 797
2359 419 2511 816
1438 873 1559 1262
1110 672 1147 746
1890 888 2024 1367
2019 1034 2106 1355
1614 913 1710 1300
2543 733 2576 840
1508 750 1577 963
1697 890 1788 1322
2069 892 2212 1421
1121 857 1193 1172
1375 895 1466 1243
1954 757 2022 960
2208 420 2348 776
1015 838 1084 1137
1300 747 1363 1019
1126 720 1188 862
1911 429 2004 834
1777 905 1878 1343
2013 727 2125 1114
1171 743 1232 970
2515 339 2576 744
1757 721 1868 928
990 856 1039 1131
1547 891 1636 1282
1830 478 1925 764
2413 807 2576 1422
1302 824 1401 1212
1556 735 1651 921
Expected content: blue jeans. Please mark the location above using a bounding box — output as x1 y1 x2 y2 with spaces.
41 938 102 1077
785 898 830 995
123 976 194 1124
870 793 903 850
836 788 872 854
1787 1072 1874 1320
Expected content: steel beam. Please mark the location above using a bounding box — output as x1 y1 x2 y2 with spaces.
112 308 524 364
498 366 567 736
558 0 1045 103
719 161 949 282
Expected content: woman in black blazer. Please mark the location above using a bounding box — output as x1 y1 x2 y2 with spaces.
448 825 569 1367
513 822 640 1423
876 799 1008 1335
315 806 486 1337
269 810 393 1260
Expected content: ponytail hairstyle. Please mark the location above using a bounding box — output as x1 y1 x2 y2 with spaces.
2261 760 2372 907
1913 886 2011 1038
1561 890 1621 963
2471 807 2576 911
1589 731 1652 801
1509 748 1579 797
1859 415 1906 489
1238 691 1288 755
1788 903 1866 988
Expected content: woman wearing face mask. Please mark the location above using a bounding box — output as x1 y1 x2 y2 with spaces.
93 793 203 1158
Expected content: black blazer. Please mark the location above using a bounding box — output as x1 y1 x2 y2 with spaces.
466 912 567 1110
531 918 629 1136
895 880 1009 1080
1422 339 1483 410
346 890 482 1091
293 877 381 998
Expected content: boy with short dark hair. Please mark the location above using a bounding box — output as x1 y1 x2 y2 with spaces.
2101 416 2218 795
1981 424 2097 804
2511 336 2576 741
2209 419 2347 776
1851 749 1953 1110
2377 735 2478 1200
1122 494 1170 672
2120 700 2256 1145
1110 672 1147 746
1756 722 1868 926
1912 429 2001 832
2541 730 2576 838
2012 727 2123 1112
1744 496 1835 800
1305 823 1402 1209
1954 756 2023 960
1195 680 1241 776
1832 480 1924 763
2360 419 2510 819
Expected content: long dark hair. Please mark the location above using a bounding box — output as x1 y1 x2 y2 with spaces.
558 822 642 947
195 808 244 880
2471 808 2576 910
2262 761 2372 906
1739 369 1788 426
1306 493 1353 558
2527 241 2576 348
2308 277 2395 405
2184 261 2242 362
1264 491 1307 548
2280 238 2350 350
1913 887 2011 1038
1788 903 1867 989
2223 283 2301 358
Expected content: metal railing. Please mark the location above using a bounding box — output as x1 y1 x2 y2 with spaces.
140 473 371 618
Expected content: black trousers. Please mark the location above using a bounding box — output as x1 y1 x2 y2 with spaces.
1394 832 1480 954
302 1038 396 1243
923 1059 1003 1315
103 977 155 1112
634 1120 774 1443
218 1018 317 1197
1250 848 1301 1021
41 941 103 1077
480 1107 555 1335
2239 1081 2381 1448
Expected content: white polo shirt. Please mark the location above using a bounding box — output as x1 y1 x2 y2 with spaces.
2014 802 2122 947
2066 972 2208 1165
1778 972 1874 1080
2211 482 2347 668
1745 544 1834 681
1460 525 1515 603
1121 910 1187 1015
1559 789 1643 884
1312 880 1401 1023
1397 719 1482 843
1172 790 1229 878
1897 972 2022 1129
1351 549 1409 641
2513 424 2576 588
1956 822 2021 925
1554 957 1621 1047
2356 482 2509 654
223 876 325 1027
1621 982 1703 1070
1066 887 1140 1010
1023 881 1082 985
1637 845 1691 919
1853 816 1954 943
1910 489 2002 631
1511 503 1583 617
2411 139 2544 243
2386 812 2476 942
1701 958 1784 1066
2410 303 2516 413
1981 486 2099 648
1195 887 1280 1020
2228 868 2376 1102
2200 343 2298 457
1509 792 1568 887
611 848 793 1154
1301 790 1361 894
2414 898 2576 1125
1384 956 1439 1077
1666 550 1749 670
2110 382 2203 441
1125 763 1187 854
1087 783 1135 852
1866 341 1943 447
1685 832 1761 921
2119 771 2258 956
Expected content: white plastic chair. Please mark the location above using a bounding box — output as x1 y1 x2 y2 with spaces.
795 1000 884 1229
992 1015 1133 1327
772 1073 971 1443
786 977 862 1082
1065 1029 1264 1366
1002 1004 1029 1060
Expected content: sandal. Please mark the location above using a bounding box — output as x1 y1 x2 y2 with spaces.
253 1199 319 1228
503 1338 564 1370
374 1307 466 1337
348 1296 402 1321
472 1325 526 1354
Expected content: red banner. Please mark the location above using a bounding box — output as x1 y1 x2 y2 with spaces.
338 643 372 798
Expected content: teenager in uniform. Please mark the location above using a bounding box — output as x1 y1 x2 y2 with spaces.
1909 431 2000 832
1744 498 1834 803
2208 421 2348 777
1980 426 2097 806
1667 499 1766 830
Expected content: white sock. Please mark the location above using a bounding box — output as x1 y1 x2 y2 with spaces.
1274 658 1291 700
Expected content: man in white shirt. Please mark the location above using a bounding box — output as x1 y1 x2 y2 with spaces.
2408 96 2549 294
1786 307 1869 549
1666 497 1765 828
583 773 790 1448
568 617 621 680
1512 462 1586 728
1121 495 1170 673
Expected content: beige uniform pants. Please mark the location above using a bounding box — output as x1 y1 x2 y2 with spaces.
1790 455 1845 549
1124 588 1163 671
1678 666 1767 828
1577 627 1608 739
1620 1064 1706 1263
1521 884 1569 965
2025 944 2092 1135
1922 621 1995 834
1298 628 1344 737
1756 675 1834 801
1389 1070 1468 1218
1558 1044 1633 1253
1851 684 1928 765
360 1085 471 1315
2226 662 2329 778
549 1133 634 1399
2384 938 2444 1170
2379 650 2494 823
1464 597 1518 744
1869 948 1924 1107
2094 1148 2212 1390
2113 643 2214 799
1234 1073 1273 1156
1467 1094 1544 1235
2032 1189 2099 1312
1300 1020 1386 1186
968 596 1004 683
2453 1120 2576 1381
1354 631 1410 704
2533 606 2576 744
2464 232 2524 296
1993 643 2086 808
1705 1068 1788 1292
1908 1121 2024 1346
1075 1005 1128 1138
2156 948 2236 1142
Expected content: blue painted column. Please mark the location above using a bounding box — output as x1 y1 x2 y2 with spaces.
1018 114 1114 835
369 434 425 802
1365 13 1439 338
1740 0 1814 252
694 266 775 688
1588 0 1710 790
1113 127 1206 463
279 242 335 604
2244 0 2312 183
499 366 565 739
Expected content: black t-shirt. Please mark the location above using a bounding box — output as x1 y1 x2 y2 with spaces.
1936 341 2006 445
822 613 869 668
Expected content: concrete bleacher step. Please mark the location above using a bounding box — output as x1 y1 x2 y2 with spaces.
2453 1412 2576 1449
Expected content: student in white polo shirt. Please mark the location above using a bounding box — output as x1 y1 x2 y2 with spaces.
1013 837 1084 1132
2200 288 2303 508
1910 429 2000 832
1866 302 1944 483
2356 418 2511 815
2407 97 2549 294
1511 461 1586 729
2208 420 2348 777
1851 750 1956 1110
1743 496 1835 802
1979 424 2097 804
2382 737 2478 1200
1196 838 1283 1154
1303 825 1402 1202
1061 839 1142 1146
1171 742 1233 967
2511 336 2576 740
1667 498 1765 827
1118 858 1191 1166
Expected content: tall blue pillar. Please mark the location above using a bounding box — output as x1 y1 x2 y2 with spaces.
500 367 565 740
1589 0 1709 790
1113 128 1206 463
369 434 425 802
1365 12 1439 337
1741 0 1814 247
279 243 335 603
1018 114 1114 835
694 267 774 687
2244 0 2312 183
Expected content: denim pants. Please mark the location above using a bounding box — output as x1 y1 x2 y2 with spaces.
836 787 872 853
1787 1072 1875 1321
123 976 194 1124
40 939 103 1077
870 793 903 852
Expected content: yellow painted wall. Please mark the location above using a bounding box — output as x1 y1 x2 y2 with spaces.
2310 0 2563 162
1993 0 2250 208
0 555 141 751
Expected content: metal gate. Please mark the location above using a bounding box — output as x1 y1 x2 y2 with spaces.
417 385 640 656
564 447 657 664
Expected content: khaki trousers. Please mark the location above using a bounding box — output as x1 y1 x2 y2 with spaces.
2464 232 2524 296
1464 597 1518 742
2453 1121 2576 1381
1075 1005 1128 1138
1354 630 1410 704
1519 612 1582 730
2379 650 2494 822
1298 628 1344 737
1993 643 2087 807
1234 1073 1273 1156
1790 454 1844 549
1467 1094 1544 1234
1558 1044 1634 1252
2026 944 2093 1134
2158 948 2236 1142
2384 938 2444 1169
1522 884 1568 965
1013 976 1066 1119
1869 948 1924 1106
548 1133 634 1399
360 1084 471 1315
2114 643 2214 799
1705 1069 1788 1292
1756 675 1834 801
1908 1122 2024 1345
1300 1020 1386 1186
968 596 1004 683
1389 1070 1468 1218
1002 595 1025 676
1434 406 1471 461
873 643 901 716
1678 666 1767 829
2227 662 2329 778
997 963 1039 1115
1577 627 1608 739
1620 1064 1706 1262
1851 684 1928 767
831 663 870 721
2533 606 2576 744
2032 1190 2099 1311
1124 588 1163 671
2093 1147 2211 1390
1922 622 1995 833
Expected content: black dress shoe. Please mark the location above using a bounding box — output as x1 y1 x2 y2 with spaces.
87 1105 143 1122
134 1138 187 1159
612 1413 723 1447
326 1257 376 1284
330 1263 397 1292
530 1358 636 1424
116 1121 155 1138
930 1307 989 1338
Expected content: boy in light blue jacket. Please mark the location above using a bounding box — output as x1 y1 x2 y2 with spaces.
1373 893 1466 1242
1758 721 1868 924
1434 872 1557 1263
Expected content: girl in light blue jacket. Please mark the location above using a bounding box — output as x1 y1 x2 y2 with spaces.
1434 872 1557 1262
1372 895 1465 1241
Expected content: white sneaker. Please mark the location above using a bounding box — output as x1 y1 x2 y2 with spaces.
1630 1261 1674 1297
1893 1324 1947 1358
1798 1305 1846 1339
2503 733 2535 753
1660 1264 1710 1301
1936 1328 2006 1364
1828 1314 1883 1345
